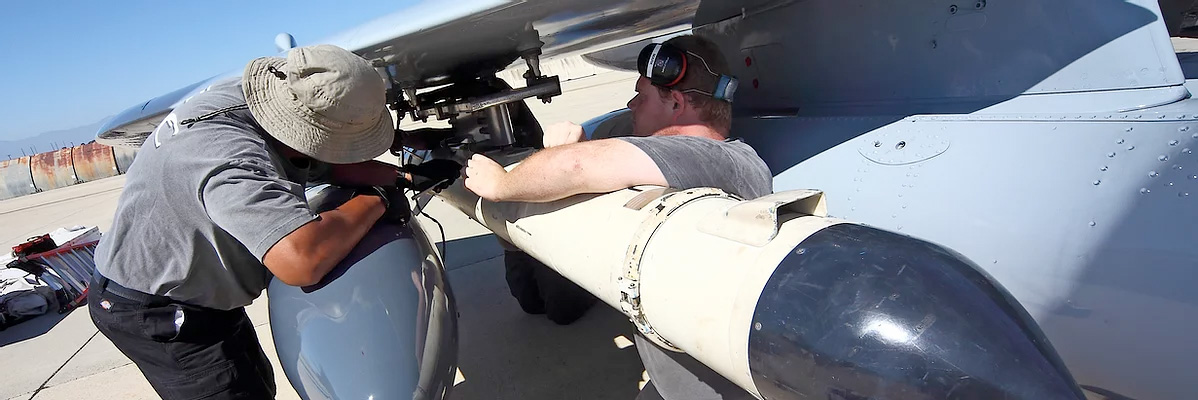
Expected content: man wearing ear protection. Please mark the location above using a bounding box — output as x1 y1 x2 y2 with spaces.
464 35 771 400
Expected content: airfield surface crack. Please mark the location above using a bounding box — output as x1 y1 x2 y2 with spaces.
27 331 98 400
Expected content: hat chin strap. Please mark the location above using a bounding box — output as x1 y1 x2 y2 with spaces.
178 104 250 126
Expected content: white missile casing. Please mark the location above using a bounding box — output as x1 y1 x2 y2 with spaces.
438 161 835 397
434 149 1084 400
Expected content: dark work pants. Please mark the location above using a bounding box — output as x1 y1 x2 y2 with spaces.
88 280 275 400
503 250 596 325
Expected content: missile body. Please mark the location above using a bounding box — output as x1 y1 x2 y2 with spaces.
269 185 458 400
437 155 1084 400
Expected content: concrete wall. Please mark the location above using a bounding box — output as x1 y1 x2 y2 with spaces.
30 148 77 192
0 157 37 201
0 143 138 201
114 146 137 174
71 142 120 183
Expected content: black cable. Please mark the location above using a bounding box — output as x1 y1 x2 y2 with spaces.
419 208 448 264
406 179 450 264
411 179 449 207
399 146 421 163
395 144 454 263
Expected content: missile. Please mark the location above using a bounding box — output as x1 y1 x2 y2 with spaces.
268 185 459 400
437 152 1085 400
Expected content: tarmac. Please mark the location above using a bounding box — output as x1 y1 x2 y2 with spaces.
0 68 646 400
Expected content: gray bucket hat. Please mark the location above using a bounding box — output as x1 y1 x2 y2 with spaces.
242 44 394 164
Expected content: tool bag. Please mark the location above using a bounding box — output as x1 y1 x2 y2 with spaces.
12 235 57 258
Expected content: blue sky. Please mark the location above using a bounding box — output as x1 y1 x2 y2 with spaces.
0 0 414 140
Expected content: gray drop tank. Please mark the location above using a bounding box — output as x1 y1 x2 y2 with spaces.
268 185 458 400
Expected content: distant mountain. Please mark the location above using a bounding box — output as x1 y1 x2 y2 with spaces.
0 119 109 160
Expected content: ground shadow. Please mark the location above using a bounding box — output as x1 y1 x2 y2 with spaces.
439 234 506 272
439 234 646 400
0 307 74 347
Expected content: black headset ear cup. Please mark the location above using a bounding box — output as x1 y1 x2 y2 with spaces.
637 45 654 77
639 42 737 102
638 44 686 87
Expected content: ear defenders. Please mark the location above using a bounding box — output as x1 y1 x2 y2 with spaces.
637 43 738 103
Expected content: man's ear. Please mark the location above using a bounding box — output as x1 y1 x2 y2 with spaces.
670 90 687 119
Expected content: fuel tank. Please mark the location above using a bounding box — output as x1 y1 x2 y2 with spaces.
268 185 458 400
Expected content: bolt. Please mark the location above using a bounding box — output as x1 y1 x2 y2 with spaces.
975 0 986 9
949 4 958 13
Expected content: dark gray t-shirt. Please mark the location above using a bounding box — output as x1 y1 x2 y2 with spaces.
94 82 320 310
617 133 772 400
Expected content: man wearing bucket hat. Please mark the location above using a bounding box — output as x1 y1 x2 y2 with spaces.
89 44 459 399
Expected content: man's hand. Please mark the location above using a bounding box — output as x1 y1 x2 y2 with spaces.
542 122 586 148
356 186 410 224
402 159 462 192
464 153 509 201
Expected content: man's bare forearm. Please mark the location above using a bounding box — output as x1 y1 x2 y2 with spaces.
306 196 385 278
495 146 594 202
473 139 665 203
265 195 385 286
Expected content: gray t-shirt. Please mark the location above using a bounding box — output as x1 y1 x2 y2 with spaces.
618 133 773 400
618 135 772 200
94 82 319 310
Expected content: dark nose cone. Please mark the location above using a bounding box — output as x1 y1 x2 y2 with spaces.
748 223 1083 400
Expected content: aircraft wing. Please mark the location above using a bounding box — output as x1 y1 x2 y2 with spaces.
96 0 701 146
